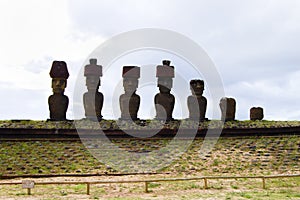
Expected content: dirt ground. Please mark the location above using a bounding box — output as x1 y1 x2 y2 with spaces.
0 174 300 200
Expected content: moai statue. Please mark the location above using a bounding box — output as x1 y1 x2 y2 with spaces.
154 60 175 121
219 97 236 121
250 107 264 120
119 66 141 121
83 59 104 121
187 79 207 121
48 61 69 121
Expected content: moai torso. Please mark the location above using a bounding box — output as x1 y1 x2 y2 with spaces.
220 97 236 121
120 93 140 120
187 80 207 121
250 107 264 120
188 96 207 121
155 92 175 121
48 94 69 121
83 91 103 121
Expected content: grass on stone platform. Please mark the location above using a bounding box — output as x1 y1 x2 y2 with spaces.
1 119 300 130
0 135 299 176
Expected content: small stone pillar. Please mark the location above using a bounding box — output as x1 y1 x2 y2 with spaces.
48 61 69 121
119 66 140 121
250 107 264 120
187 79 207 121
83 59 104 121
154 60 175 121
219 97 236 121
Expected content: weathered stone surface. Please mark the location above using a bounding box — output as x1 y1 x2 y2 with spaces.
48 61 69 121
48 93 68 121
154 60 175 121
83 59 103 121
187 79 207 121
83 90 103 121
219 97 236 121
250 107 264 120
119 66 140 120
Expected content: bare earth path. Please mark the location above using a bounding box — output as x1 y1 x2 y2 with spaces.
1 173 300 199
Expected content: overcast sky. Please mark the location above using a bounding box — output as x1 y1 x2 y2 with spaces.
0 0 300 120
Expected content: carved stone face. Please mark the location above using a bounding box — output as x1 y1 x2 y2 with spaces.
52 78 66 94
158 78 173 93
190 82 204 96
86 76 100 91
123 78 138 94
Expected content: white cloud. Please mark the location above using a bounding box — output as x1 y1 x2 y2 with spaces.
0 0 300 120
226 70 300 120
0 0 108 119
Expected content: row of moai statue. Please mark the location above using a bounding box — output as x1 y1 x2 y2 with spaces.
48 59 264 122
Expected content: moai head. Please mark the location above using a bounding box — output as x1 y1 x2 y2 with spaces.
190 79 204 96
219 97 236 121
50 61 69 94
122 66 140 94
250 107 264 120
156 60 174 93
84 59 102 91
